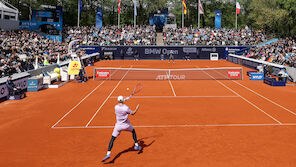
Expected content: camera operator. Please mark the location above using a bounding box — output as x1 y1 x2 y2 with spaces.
278 69 289 82
6 76 22 95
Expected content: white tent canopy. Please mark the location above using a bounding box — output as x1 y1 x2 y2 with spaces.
0 1 18 20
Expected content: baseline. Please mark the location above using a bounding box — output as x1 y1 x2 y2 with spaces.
110 95 239 98
51 123 296 129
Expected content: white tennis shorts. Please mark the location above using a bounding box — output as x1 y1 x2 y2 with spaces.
112 123 134 137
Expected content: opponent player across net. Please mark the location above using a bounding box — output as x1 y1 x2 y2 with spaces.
101 83 143 162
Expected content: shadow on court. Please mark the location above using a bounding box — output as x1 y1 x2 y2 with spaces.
104 137 156 164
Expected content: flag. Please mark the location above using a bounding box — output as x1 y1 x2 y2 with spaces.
198 0 204 14
134 0 137 16
182 0 187 15
236 0 240 14
96 8 103 29
79 0 82 14
118 0 121 14
215 10 221 29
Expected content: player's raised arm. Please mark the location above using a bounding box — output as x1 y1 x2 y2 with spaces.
124 95 132 102
131 104 140 115
124 83 143 102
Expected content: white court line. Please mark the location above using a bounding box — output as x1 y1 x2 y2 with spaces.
168 80 176 96
233 80 296 117
212 70 296 117
110 96 239 98
166 71 177 96
85 66 132 127
51 66 123 128
51 123 296 129
203 71 282 124
51 81 106 128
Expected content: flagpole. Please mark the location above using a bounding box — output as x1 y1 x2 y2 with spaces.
134 13 136 27
182 2 184 28
77 0 80 27
134 1 136 27
118 12 120 27
235 7 237 29
235 0 238 30
198 5 200 29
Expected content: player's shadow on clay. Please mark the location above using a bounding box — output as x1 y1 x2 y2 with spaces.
104 138 155 164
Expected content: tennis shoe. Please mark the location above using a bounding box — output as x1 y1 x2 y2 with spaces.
134 145 142 151
101 154 110 162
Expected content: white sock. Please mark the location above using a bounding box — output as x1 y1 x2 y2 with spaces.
107 151 111 155
135 143 139 147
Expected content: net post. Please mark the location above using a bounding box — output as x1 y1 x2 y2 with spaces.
241 67 243 80
93 68 96 80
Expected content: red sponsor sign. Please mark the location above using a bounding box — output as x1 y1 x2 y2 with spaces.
96 70 110 78
228 70 241 79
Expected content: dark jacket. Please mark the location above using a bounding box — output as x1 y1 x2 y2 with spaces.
6 79 16 91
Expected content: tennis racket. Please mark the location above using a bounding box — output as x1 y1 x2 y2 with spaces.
132 83 143 96
126 83 143 101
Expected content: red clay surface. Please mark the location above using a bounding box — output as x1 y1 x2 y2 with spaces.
1 60 296 167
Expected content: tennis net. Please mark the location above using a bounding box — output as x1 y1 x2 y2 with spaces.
93 67 243 80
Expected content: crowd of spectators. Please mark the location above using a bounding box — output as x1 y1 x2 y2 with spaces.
0 25 157 78
65 25 157 46
1 25 296 78
163 27 267 46
0 30 69 78
246 38 296 67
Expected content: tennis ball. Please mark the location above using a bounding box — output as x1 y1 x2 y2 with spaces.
126 88 129 91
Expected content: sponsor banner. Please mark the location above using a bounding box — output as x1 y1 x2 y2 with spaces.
79 46 100 55
0 77 29 99
264 77 286 86
92 46 227 60
0 84 7 99
68 61 82 75
183 47 197 54
228 70 241 79
27 77 43 91
80 46 252 60
96 70 110 78
224 47 250 58
156 74 186 80
13 77 28 90
249 73 264 81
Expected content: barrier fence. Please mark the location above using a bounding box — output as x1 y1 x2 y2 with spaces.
227 54 285 75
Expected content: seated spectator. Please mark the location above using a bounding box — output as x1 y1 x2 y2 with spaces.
247 38 296 67
163 27 267 46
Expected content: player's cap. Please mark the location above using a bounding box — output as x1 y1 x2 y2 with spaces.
117 96 124 103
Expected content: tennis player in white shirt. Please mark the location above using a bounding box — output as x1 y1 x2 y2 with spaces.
101 96 141 162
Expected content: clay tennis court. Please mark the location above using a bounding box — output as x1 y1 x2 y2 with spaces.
1 60 296 167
